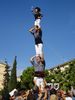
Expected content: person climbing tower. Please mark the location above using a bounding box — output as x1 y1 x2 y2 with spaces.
29 25 44 60
29 7 43 32
30 55 45 93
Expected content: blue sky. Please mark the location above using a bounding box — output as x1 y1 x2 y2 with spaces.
0 0 75 76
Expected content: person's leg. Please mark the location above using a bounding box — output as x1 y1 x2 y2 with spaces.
33 77 38 86
35 44 44 57
40 79 45 92
35 45 39 56
35 45 37 54
34 19 41 28
37 78 45 100
38 43 44 58
36 78 44 92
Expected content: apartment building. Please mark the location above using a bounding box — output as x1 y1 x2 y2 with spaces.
0 62 7 91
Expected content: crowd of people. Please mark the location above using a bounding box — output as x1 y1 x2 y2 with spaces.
8 87 74 100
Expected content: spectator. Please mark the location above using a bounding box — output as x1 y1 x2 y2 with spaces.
50 88 58 100
65 91 73 100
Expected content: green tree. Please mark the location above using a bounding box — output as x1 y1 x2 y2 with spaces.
8 56 17 91
21 67 34 90
44 69 51 82
60 60 75 90
2 60 10 99
48 60 75 91
68 61 75 87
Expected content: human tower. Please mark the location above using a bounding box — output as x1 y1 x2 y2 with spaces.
29 7 46 92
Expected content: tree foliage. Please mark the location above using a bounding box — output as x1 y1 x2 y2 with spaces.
20 67 34 90
8 56 17 92
48 60 75 91
19 60 75 91
2 61 10 100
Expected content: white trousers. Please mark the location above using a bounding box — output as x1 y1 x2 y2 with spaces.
34 19 41 28
34 77 44 91
35 43 43 57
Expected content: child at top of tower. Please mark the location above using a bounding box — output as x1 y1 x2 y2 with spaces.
32 7 43 19
29 7 43 31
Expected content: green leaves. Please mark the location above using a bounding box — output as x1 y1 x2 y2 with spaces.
19 60 75 91
21 67 34 90
48 60 75 91
8 56 17 92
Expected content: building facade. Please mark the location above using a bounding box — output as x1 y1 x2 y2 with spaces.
49 59 75 73
0 62 7 91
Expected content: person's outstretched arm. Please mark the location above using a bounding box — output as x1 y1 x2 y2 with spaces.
30 55 36 65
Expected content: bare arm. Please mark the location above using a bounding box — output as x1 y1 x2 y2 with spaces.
43 89 48 100
29 27 35 32
30 55 36 65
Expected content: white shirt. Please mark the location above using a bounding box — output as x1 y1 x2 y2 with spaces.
66 97 72 100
